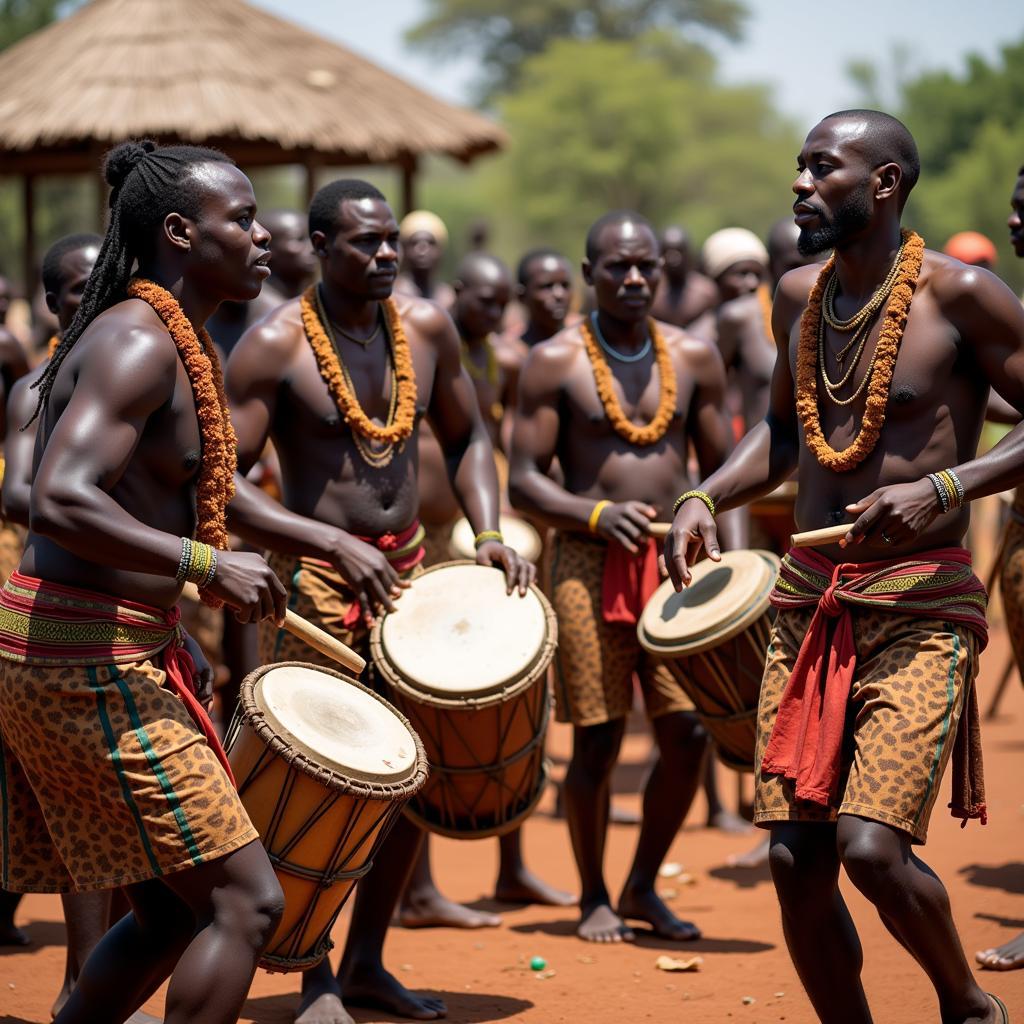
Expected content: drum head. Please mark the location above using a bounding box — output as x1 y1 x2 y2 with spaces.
638 550 780 656
254 665 417 784
449 516 542 563
379 563 548 699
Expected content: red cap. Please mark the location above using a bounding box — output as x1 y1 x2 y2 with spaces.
943 231 997 266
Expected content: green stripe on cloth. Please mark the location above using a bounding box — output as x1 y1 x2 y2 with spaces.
108 665 203 867
915 629 961 828
87 666 162 876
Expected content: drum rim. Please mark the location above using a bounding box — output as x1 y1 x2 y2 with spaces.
229 661 429 799
637 550 780 657
369 561 558 707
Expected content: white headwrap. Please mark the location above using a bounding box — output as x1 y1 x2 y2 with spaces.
701 227 769 280
399 210 449 248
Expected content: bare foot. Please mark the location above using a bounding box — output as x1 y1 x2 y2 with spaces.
618 887 701 942
726 835 770 869
399 888 500 929
494 867 575 907
295 967 353 1024
707 809 754 835
977 931 1024 971
577 902 635 943
339 962 446 1020
0 920 29 946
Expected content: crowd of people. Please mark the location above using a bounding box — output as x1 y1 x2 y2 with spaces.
0 107 1021 1024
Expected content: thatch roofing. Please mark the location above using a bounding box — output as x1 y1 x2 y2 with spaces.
0 0 505 173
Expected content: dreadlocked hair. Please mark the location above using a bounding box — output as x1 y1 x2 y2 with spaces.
31 139 235 421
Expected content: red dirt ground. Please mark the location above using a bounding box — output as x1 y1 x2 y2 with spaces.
2 632 1022 1023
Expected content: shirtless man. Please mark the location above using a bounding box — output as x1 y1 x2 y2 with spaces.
394 209 455 310
650 225 718 328
974 163 1024 976
404 250 571 931
517 249 575 348
668 110 1024 1024
510 211 737 944
257 208 317 306
0 139 289 1024
226 179 533 1024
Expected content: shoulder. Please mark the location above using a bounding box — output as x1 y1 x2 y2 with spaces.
717 292 758 328
77 299 179 373
392 293 457 348
494 331 528 370
776 262 823 310
230 296 305 362
688 271 719 302
659 320 725 379
924 249 1024 330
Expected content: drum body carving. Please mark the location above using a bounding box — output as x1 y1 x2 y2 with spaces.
449 514 542 564
371 562 556 838
226 662 427 972
638 550 779 771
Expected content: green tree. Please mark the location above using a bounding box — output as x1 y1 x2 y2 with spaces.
459 35 798 265
406 0 747 103
0 0 78 51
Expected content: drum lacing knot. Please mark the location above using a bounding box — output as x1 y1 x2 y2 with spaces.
377 532 399 552
819 563 852 618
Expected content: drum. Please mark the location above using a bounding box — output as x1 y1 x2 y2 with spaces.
225 662 428 972
371 562 556 838
637 550 780 772
449 515 542 563
749 480 797 555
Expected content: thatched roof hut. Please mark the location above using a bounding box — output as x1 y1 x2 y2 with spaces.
0 0 505 286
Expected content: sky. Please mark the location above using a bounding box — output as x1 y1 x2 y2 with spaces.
251 0 1024 126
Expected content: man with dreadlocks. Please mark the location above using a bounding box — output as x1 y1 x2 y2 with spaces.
225 178 534 1024
0 140 293 1024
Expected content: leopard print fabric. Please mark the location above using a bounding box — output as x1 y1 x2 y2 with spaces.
0 656 257 893
549 530 692 727
754 606 979 844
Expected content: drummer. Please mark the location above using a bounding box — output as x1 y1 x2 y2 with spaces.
668 109 1024 1024
225 178 534 1024
509 210 741 943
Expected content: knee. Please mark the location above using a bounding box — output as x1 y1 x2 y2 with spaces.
654 712 708 766
216 873 285 951
768 831 836 910
837 831 900 903
571 722 624 778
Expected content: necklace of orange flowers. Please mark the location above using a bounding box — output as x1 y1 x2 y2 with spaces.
126 278 237 607
579 314 677 446
300 285 417 466
795 229 924 472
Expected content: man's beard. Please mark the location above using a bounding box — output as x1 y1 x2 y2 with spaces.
797 185 874 256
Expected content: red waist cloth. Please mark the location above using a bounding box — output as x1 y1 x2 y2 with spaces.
0 571 234 785
337 520 425 629
761 547 988 823
602 536 661 625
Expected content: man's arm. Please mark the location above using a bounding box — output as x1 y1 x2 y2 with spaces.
30 325 284 620
0 334 30 445
508 340 656 552
1 373 41 526
224 313 407 621
421 303 533 591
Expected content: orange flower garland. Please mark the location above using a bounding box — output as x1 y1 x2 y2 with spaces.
580 317 677 446
127 279 237 607
46 334 59 359
795 229 924 472
299 285 417 446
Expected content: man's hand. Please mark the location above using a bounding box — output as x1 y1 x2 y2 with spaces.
180 628 215 712
325 531 410 627
665 498 721 591
476 541 536 596
594 501 657 553
204 550 288 624
844 478 943 548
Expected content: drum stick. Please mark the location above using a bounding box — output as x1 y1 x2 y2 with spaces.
648 522 672 538
181 583 366 676
790 524 851 548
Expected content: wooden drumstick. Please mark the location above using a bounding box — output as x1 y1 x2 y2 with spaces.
790 524 852 548
181 583 366 676
648 522 672 538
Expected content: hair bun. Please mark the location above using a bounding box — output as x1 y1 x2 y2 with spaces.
103 139 157 190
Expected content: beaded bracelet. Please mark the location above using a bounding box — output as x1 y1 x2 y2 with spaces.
184 540 215 585
927 473 951 514
938 468 965 509
588 499 611 534
474 530 504 549
176 537 193 585
200 548 218 589
672 490 716 518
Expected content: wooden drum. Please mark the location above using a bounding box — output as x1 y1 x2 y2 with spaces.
449 515 542 563
637 550 779 772
225 662 428 972
371 562 556 838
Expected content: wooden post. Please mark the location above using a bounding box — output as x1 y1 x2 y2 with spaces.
302 154 319 207
400 154 418 216
22 174 36 298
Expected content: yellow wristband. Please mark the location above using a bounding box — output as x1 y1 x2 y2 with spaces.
588 500 611 534
474 530 503 548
